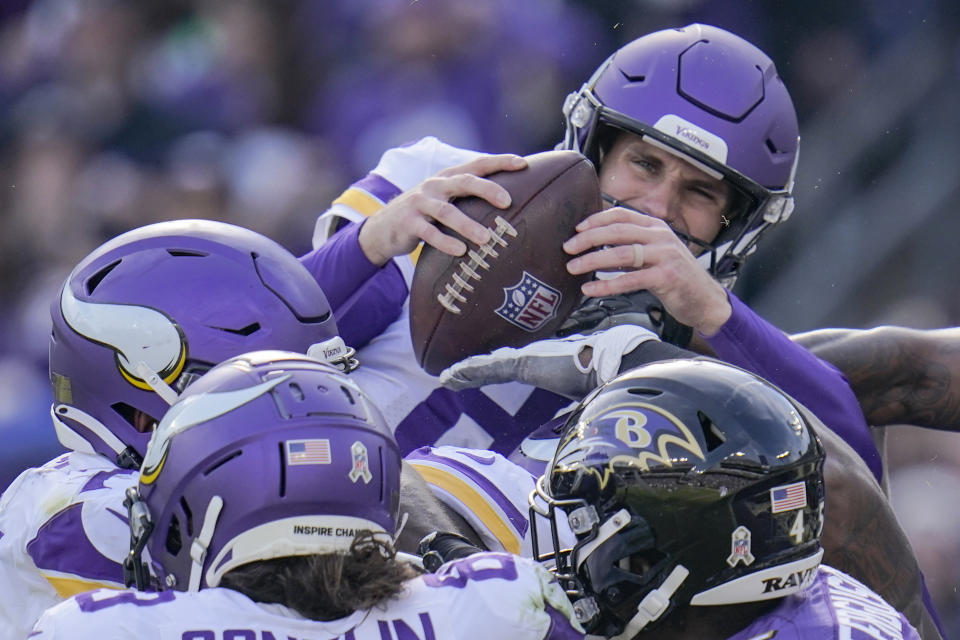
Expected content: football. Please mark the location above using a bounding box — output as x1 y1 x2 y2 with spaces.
410 149 602 376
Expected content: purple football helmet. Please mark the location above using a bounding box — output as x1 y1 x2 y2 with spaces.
49 219 339 469
530 359 825 636
560 23 799 286
125 350 401 592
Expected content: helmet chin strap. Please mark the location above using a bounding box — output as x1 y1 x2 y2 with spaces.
135 361 180 406
52 404 130 460
610 564 690 640
575 509 631 572
188 495 224 592
50 361 179 470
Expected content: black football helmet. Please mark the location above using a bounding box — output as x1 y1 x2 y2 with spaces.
530 359 825 637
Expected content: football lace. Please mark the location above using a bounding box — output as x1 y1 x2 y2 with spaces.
437 216 518 314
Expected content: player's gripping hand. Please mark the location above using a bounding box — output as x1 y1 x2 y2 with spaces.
358 154 528 266
439 325 659 399
564 207 732 336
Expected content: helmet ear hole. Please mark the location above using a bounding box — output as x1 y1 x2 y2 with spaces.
627 549 665 577
165 514 183 555
179 497 194 537
111 402 139 428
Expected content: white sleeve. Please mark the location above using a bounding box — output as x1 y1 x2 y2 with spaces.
0 456 133 639
312 136 488 248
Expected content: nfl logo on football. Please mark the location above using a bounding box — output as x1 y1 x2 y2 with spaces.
495 271 561 332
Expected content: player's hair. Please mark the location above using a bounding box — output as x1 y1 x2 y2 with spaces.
220 531 418 621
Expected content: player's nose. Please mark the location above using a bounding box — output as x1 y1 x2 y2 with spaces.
631 181 678 226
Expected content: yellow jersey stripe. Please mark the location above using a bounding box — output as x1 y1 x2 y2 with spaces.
46 574 123 597
411 463 522 555
332 188 384 217
331 188 424 265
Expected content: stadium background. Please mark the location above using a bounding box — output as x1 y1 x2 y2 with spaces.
0 0 958 633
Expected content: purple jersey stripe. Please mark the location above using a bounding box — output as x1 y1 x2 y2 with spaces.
394 387 570 458
543 604 584 639
407 448 529 537
80 468 132 493
27 503 124 583
353 173 403 205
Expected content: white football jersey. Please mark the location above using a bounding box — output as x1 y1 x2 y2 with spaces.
31 552 584 640
0 451 134 638
405 446 575 557
312 135 487 256
314 136 571 456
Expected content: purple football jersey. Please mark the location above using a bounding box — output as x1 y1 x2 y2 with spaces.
729 565 919 640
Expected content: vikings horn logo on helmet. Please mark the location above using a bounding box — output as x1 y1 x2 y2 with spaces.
60 281 187 390
140 375 290 485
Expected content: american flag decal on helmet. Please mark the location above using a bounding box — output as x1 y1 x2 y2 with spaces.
770 481 806 513
286 439 332 466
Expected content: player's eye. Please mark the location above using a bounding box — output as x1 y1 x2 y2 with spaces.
689 186 720 202
631 157 658 173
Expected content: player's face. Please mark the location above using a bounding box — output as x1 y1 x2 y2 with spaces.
599 132 732 249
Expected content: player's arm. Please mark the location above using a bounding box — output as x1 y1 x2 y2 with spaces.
0 464 128 639
698 293 883 481
564 207 733 335
816 420 943 639
405 447 546 556
299 222 409 349
443 306 884 482
396 460 485 553
794 326 960 430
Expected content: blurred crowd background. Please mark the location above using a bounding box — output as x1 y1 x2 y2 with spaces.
1 0 959 633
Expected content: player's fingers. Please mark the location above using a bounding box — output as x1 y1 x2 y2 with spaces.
563 222 654 255
439 354 510 390
580 269 651 298
433 172 513 210
421 198 492 246
566 243 654 276
414 215 469 257
574 207 658 232
438 153 527 178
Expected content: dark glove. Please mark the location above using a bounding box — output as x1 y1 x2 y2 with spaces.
417 531 485 572
557 290 694 348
